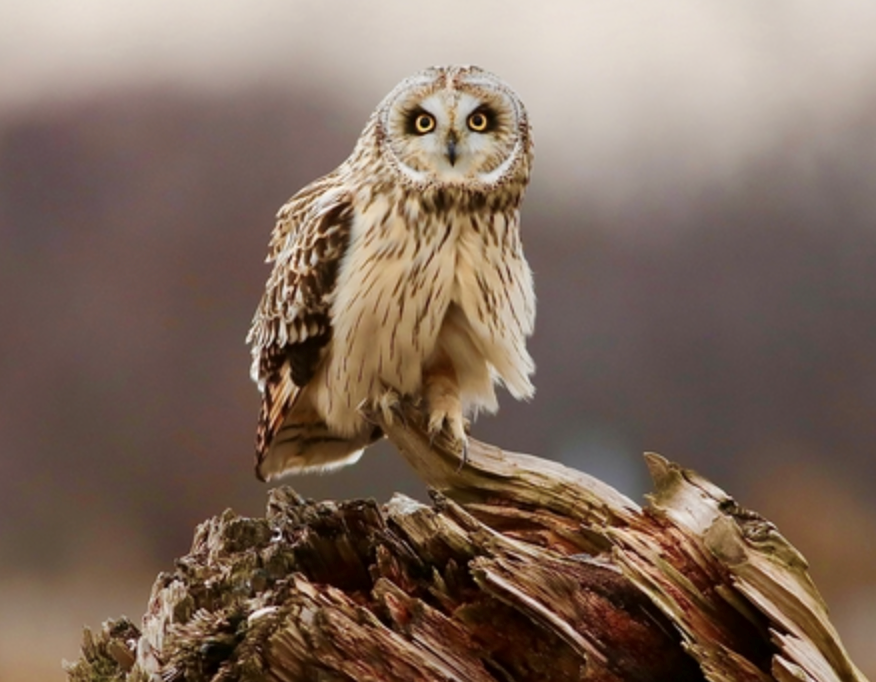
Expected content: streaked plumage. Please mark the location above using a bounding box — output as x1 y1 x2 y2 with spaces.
248 65 535 481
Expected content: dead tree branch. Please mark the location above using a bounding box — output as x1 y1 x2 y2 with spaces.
66 400 868 681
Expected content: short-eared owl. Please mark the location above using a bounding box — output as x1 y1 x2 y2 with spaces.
248 65 535 481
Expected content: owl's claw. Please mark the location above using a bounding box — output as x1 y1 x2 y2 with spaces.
457 436 469 472
423 347 471 467
377 388 401 425
427 405 469 469
361 388 402 426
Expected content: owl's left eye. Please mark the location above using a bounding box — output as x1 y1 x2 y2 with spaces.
467 111 490 132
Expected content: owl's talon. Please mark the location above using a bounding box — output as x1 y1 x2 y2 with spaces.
361 388 402 426
378 388 401 425
427 406 469 468
456 436 470 472
427 411 446 438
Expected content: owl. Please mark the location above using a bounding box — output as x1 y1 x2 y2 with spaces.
247 65 535 481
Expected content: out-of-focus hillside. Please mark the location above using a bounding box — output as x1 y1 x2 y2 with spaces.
2 2 876 679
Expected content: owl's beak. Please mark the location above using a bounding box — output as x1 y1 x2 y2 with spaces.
446 132 458 166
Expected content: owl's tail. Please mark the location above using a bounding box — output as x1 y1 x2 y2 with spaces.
255 398 382 481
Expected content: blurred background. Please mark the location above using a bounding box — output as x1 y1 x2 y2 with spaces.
2 1 876 678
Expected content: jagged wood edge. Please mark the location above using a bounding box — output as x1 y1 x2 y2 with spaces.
63 401 869 682
374 400 869 682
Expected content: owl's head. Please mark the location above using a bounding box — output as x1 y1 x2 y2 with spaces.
372 65 533 190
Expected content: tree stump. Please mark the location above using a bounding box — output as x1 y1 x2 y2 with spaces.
65 401 869 681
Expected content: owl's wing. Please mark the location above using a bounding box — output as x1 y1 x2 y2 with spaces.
247 177 354 476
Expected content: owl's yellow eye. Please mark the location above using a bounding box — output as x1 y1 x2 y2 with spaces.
413 112 436 134
467 111 489 132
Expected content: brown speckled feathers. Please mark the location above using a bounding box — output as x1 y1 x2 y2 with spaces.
247 181 354 468
248 66 535 481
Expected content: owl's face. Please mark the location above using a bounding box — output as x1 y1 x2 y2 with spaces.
376 66 532 190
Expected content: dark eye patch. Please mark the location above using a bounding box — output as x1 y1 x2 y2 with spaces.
404 108 436 135
467 105 498 133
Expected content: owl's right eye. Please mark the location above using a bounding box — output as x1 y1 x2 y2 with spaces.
412 112 436 134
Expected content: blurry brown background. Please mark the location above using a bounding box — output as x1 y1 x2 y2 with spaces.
2 1 876 679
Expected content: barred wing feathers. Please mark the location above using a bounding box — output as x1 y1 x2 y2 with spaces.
247 179 353 478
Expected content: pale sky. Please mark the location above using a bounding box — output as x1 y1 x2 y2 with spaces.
3 0 876 215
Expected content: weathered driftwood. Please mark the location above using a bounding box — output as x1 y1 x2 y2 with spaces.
66 401 868 681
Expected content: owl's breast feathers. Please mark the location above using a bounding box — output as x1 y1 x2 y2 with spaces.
311 185 535 434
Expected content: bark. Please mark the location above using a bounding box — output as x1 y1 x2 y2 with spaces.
65 400 868 682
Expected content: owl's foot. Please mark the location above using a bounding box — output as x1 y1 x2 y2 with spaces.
424 356 470 466
362 387 402 426
427 401 470 468
426 402 468 443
